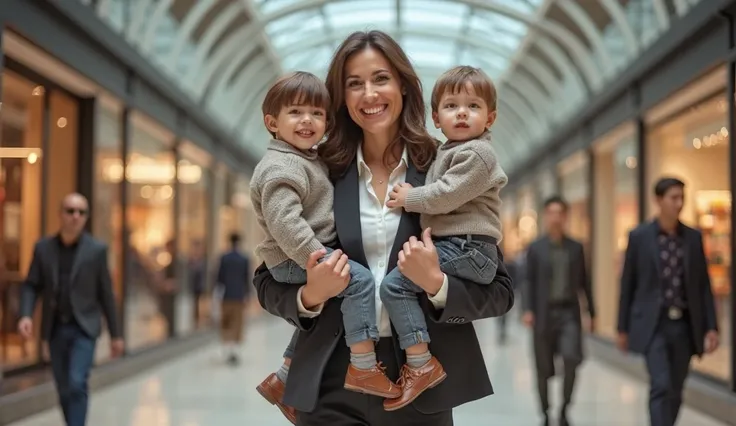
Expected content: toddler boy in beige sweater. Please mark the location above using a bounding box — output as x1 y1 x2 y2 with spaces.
379 66 508 411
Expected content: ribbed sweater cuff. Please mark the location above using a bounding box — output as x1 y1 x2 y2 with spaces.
293 239 326 268
404 187 426 213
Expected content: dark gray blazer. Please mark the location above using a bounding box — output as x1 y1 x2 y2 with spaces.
617 220 718 355
20 233 121 340
253 157 515 413
522 236 595 334
217 250 251 301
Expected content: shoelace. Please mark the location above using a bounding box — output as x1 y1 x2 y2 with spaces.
395 365 421 388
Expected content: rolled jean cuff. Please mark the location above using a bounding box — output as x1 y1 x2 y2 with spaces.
344 326 380 347
282 346 295 360
398 330 431 350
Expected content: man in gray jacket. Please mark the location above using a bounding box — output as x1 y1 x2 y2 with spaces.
523 196 595 426
18 193 122 426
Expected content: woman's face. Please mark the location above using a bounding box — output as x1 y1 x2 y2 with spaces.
343 47 403 137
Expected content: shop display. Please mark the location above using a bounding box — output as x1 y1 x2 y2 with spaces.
696 190 732 298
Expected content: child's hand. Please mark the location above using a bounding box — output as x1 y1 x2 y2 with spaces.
386 183 413 208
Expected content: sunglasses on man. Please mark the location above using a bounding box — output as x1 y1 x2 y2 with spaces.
64 208 88 216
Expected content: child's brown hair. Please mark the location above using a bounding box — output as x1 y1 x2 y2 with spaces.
261 71 331 137
430 66 497 113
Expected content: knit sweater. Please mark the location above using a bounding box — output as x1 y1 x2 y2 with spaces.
404 132 508 241
250 139 336 269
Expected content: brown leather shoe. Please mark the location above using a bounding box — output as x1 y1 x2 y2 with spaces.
255 373 297 425
344 362 402 398
383 357 447 411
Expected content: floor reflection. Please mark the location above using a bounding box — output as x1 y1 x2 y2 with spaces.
8 314 728 426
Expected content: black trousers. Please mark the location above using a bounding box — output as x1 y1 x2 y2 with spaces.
644 314 693 426
296 337 453 426
534 307 582 414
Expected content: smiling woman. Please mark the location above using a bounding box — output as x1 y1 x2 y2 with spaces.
319 31 435 178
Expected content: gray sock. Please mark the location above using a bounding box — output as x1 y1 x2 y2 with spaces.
406 351 432 368
276 364 289 384
350 351 377 370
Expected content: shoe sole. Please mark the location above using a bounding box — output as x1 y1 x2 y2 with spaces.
343 383 403 399
256 385 296 425
382 371 448 412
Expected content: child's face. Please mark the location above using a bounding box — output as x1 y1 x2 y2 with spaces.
264 104 327 150
432 82 496 142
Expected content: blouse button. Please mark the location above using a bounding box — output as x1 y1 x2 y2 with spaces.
378 261 385 268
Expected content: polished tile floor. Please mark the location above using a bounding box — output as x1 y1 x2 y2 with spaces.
10 315 727 426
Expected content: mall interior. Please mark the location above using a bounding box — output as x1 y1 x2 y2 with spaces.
0 0 736 425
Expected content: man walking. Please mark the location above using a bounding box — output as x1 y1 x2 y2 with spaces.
17 193 123 426
523 196 595 426
215 232 251 365
617 177 719 426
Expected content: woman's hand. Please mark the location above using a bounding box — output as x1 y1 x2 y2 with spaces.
301 249 350 309
398 228 444 296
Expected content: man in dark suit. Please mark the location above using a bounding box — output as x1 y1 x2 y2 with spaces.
617 177 719 426
17 193 123 426
215 233 251 366
523 196 595 426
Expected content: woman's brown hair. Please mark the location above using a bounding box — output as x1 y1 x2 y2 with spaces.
318 30 437 177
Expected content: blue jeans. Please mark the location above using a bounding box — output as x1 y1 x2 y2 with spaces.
48 322 97 426
271 250 378 359
380 236 499 350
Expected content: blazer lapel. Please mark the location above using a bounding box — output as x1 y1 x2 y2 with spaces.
69 234 90 285
334 159 369 267
387 161 425 272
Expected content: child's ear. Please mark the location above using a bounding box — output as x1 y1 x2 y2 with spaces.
432 111 441 129
264 114 279 135
486 110 498 129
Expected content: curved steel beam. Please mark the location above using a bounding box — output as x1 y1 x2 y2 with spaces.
139 0 175 52
596 0 639 56
127 0 154 43
96 0 112 18
166 0 218 70
183 2 243 90
651 0 671 32
673 0 691 17
203 0 603 102
556 0 613 74
215 56 273 121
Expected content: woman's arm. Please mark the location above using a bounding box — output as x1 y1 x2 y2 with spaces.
425 246 514 324
252 249 351 331
253 262 318 331
397 229 514 324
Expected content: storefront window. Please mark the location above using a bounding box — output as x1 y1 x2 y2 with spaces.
558 152 591 249
517 185 539 249
176 142 210 333
0 69 80 371
501 196 520 259
93 98 124 362
124 113 175 351
535 169 557 234
592 123 639 339
0 70 43 371
647 93 731 381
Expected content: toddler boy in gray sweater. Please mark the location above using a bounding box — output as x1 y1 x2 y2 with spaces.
252 72 400 424
380 65 508 411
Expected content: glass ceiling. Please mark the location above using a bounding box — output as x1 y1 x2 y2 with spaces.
254 0 539 80
250 0 543 148
82 0 692 172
